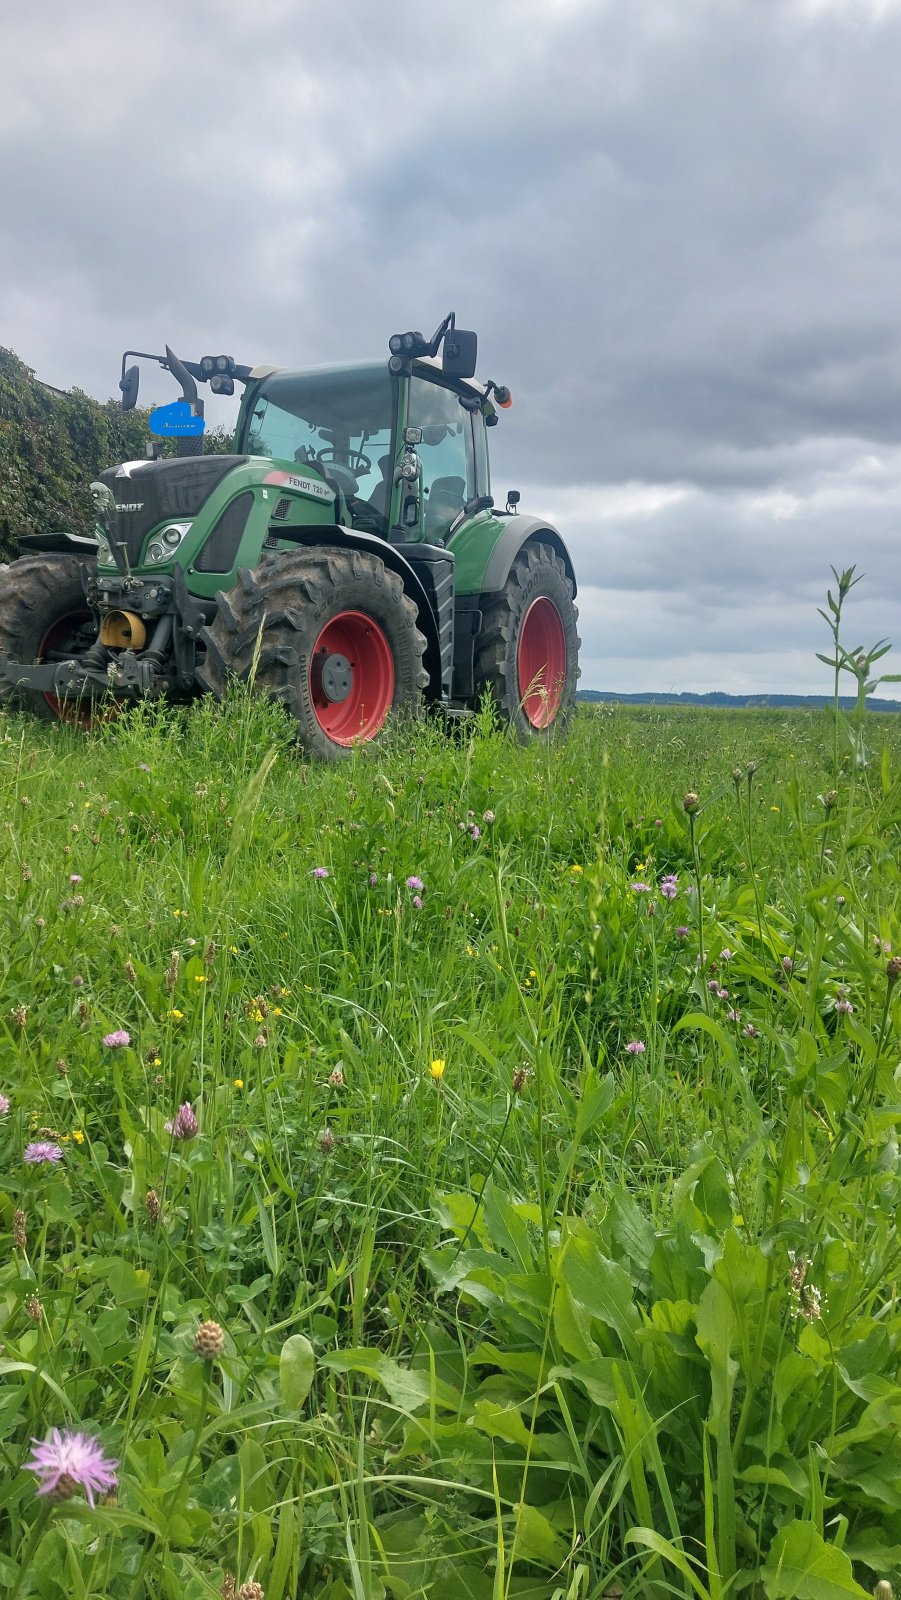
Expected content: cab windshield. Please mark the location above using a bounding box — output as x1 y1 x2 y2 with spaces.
242 363 395 534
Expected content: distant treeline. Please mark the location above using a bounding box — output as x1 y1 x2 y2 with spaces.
0 347 232 562
577 689 901 712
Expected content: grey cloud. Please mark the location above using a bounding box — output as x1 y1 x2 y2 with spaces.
1 0 900 692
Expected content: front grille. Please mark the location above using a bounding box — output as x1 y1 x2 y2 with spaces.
272 497 291 520
100 455 249 567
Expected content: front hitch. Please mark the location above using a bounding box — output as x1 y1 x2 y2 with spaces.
0 651 160 700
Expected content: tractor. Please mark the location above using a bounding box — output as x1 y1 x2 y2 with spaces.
0 314 579 758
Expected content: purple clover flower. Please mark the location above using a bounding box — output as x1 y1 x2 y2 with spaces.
312 867 330 879
834 997 854 1015
137 763 151 773
676 926 690 940
630 882 651 894
24 1142 63 1165
165 1103 199 1139
719 948 734 962
102 1029 131 1049
368 872 378 887
743 1024 760 1038
69 874 82 885
406 876 424 892
660 875 679 900
469 824 481 841
26 1428 118 1507
625 1040 646 1055
412 895 423 910
727 1008 742 1023
482 809 496 823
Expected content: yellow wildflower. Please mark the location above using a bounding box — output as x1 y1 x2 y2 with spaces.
569 864 583 875
229 945 239 955
233 1078 244 1090
72 1129 85 1145
430 1058 446 1081
194 974 209 984
164 1008 184 1020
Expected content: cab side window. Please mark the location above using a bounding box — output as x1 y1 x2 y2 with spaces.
409 376 472 541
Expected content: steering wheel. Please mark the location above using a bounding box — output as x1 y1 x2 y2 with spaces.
315 447 373 478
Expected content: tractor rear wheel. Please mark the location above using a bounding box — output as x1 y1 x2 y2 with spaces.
0 553 99 723
474 540 580 739
198 547 429 761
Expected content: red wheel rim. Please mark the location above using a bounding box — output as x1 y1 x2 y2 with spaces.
38 609 96 724
309 610 395 745
517 597 567 728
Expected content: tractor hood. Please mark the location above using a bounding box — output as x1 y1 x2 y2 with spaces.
99 455 249 570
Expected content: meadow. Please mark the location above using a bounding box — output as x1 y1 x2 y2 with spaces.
1 680 901 1599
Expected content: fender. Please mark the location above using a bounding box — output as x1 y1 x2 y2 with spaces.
18 532 100 555
264 523 445 699
479 516 577 597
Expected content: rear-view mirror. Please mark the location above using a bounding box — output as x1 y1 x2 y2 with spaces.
120 364 139 410
442 329 477 379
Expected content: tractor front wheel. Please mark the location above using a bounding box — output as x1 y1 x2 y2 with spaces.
474 540 580 738
0 553 99 723
198 548 429 761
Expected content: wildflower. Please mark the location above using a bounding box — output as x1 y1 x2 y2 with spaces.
0 1093 9 1116
24 1142 63 1166
512 1064 528 1093
164 1008 184 1020
412 894 423 910
406 875 424 891
800 1284 824 1321
430 1058 446 1080
727 1009 742 1023
625 1041 646 1055
55 1058 68 1076
26 1429 118 1507
253 1033 267 1049
707 979 720 993
820 789 838 811
233 1078 244 1089
660 875 678 900
719 948 734 962
630 882 651 894
145 1189 162 1225
165 950 180 992
194 1320 226 1360
237 1582 265 1600
469 824 481 841
194 974 210 984
165 1103 198 1140
781 957 793 975
683 792 700 814
138 762 151 773
483 809 496 823
653 818 662 827
328 1068 345 1087
312 867 330 879
834 996 854 1015
10 1005 27 1029
887 956 901 985
569 864 583 875
24 1294 43 1321
676 926 690 940
69 873 82 884
13 1209 26 1249
71 1129 85 1145
318 1126 335 1153
742 1024 760 1038
368 872 378 886
102 1029 131 1049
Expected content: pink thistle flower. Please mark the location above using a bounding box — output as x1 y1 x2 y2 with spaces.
630 882 651 893
69 874 82 884
625 1040 646 1055
368 872 378 886
24 1142 63 1166
102 1029 131 1049
660 876 678 901
719 948 734 962
312 866 330 879
165 1103 198 1139
834 997 854 1015
412 894 423 910
676 926 690 940
469 824 481 841
406 876 424 891
0 1093 9 1116
26 1428 118 1507
781 956 793 974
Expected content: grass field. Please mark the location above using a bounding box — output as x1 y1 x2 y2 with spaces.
1 692 901 1599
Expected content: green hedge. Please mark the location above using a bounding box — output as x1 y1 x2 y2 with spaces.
0 347 234 561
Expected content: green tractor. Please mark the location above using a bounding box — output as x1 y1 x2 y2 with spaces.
0 314 579 758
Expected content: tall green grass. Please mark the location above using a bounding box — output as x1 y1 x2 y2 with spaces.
1 685 900 1598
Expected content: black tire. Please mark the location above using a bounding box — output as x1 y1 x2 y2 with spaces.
474 540 580 739
198 547 429 761
0 553 98 723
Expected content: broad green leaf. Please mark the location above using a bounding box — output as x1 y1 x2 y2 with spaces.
512 1502 569 1565
279 1332 315 1410
557 1234 640 1356
762 1521 869 1598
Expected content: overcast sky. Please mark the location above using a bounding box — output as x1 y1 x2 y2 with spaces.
2 0 900 695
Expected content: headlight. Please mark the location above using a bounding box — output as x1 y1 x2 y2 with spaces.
96 537 114 566
397 452 421 480
147 521 191 561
